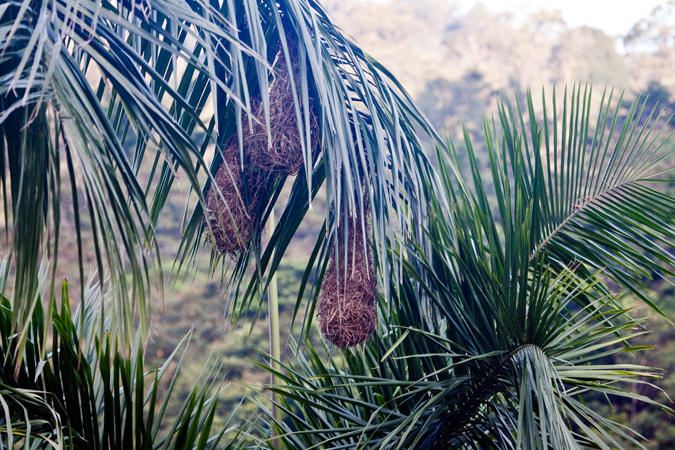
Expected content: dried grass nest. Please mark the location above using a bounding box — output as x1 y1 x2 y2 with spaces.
204 142 270 254
247 41 320 176
204 37 319 254
318 215 377 348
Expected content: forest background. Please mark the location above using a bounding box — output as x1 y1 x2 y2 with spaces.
15 1 675 448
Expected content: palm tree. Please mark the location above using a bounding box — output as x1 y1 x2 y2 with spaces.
255 86 675 449
0 0 437 344
0 0 437 446
4 0 675 447
1 271 249 449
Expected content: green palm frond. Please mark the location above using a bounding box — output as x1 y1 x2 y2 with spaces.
455 85 675 319
253 268 664 449
173 0 441 329
1 0 442 351
0 0 270 352
252 87 675 449
0 276 246 449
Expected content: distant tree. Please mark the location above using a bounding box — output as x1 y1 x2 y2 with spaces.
551 26 630 88
644 80 674 115
322 0 456 98
441 4 549 90
625 1 675 89
418 70 494 137
625 1 675 53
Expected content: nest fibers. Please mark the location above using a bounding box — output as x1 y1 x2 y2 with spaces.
204 142 270 254
318 215 377 348
247 41 320 176
204 37 319 255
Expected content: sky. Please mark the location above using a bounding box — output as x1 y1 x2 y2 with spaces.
454 0 668 37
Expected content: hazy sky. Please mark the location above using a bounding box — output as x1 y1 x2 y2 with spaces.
454 0 668 36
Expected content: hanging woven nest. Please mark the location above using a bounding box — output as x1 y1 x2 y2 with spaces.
247 40 320 176
204 35 319 254
204 141 270 254
318 214 377 348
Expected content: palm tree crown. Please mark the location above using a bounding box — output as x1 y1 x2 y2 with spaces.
258 86 675 449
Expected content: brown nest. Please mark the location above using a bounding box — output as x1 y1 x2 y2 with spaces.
246 41 320 176
204 36 319 254
204 141 270 254
318 215 377 348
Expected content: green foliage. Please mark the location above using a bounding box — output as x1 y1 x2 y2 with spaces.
178 0 442 335
419 71 495 138
0 0 264 347
0 277 245 449
1 0 442 445
144 260 318 430
253 87 675 449
4 0 675 448
584 285 675 449
550 27 630 88
0 0 441 361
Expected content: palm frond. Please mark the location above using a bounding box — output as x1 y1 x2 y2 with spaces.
456 85 675 319
2 0 443 349
252 86 675 449
0 0 268 348
0 275 246 449
173 0 442 331
250 267 663 449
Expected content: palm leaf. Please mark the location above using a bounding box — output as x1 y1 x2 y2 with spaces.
173 0 442 332
0 0 268 350
253 264 667 449
490 85 675 319
2 0 443 351
0 275 247 449
251 86 675 449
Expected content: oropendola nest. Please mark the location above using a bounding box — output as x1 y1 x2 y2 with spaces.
204 142 270 254
247 40 320 176
205 37 320 254
318 214 377 348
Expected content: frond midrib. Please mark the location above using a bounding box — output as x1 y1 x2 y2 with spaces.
530 176 650 260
